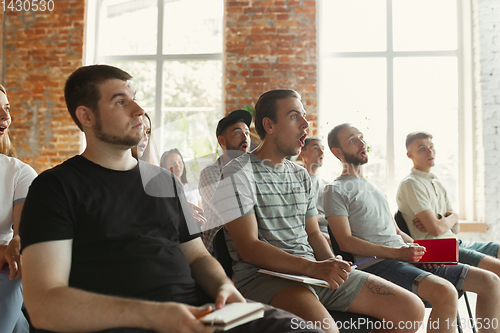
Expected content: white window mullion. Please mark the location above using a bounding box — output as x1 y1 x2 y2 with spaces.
386 0 395 202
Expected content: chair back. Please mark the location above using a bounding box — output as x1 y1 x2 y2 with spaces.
213 227 233 278
328 226 355 262
394 211 412 236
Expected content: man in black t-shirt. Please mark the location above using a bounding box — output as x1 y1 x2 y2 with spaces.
19 65 323 333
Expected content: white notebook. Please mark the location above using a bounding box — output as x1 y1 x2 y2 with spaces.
199 302 265 331
258 268 331 288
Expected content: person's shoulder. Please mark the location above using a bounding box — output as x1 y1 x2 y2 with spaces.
200 158 221 178
141 161 179 198
224 153 252 170
399 172 421 188
285 158 306 171
0 154 37 178
326 176 355 193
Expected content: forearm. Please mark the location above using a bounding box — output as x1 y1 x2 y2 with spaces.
397 229 414 243
442 212 458 231
308 230 335 261
25 286 162 332
338 235 399 260
238 239 315 276
190 253 233 299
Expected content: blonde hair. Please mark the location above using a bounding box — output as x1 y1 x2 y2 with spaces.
0 85 16 157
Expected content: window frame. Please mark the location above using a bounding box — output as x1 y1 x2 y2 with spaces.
317 0 475 220
84 0 224 158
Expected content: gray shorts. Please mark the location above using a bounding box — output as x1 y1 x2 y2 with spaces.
238 269 369 312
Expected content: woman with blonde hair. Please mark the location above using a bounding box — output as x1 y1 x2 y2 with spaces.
0 85 16 157
0 84 36 332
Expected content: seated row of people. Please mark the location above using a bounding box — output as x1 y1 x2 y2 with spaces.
202 90 500 333
5 64 500 332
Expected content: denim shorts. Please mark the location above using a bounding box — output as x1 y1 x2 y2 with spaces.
363 259 469 294
459 239 499 266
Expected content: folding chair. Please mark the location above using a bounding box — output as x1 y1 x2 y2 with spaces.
393 211 476 333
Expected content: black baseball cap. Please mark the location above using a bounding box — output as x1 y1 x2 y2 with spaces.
215 109 252 138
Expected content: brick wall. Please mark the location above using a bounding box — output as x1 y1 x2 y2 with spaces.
0 11 4 81
224 0 318 136
2 2 85 173
478 0 500 237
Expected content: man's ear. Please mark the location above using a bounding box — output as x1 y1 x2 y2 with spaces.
75 106 95 129
217 135 226 149
262 117 274 135
331 147 343 160
406 150 412 159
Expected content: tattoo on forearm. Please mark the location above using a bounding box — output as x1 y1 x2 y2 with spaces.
365 278 395 296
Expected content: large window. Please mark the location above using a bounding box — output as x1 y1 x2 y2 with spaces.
85 0 224 183
319 0 473 219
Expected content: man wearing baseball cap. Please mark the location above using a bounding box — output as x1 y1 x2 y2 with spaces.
199 109 252 254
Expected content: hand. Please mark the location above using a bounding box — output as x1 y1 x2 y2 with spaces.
4 236 22 280
189 203 207 224
412 217 427 232
213 283 246 310
396 244 426 262
421 263 445 270
151 302 215 333
309 256 352 289
450 223 460 234
322 232 331 246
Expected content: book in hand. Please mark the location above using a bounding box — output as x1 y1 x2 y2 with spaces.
258 269 331 288
198 302 265 331
411 238 459 265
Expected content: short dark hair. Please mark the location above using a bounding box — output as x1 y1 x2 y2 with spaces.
160 148 188 184
64 65 132 131
405 131 433 150
327 123 351 151
254 89 301 140
302 137 320 151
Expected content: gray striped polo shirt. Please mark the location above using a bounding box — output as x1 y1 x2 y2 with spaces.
214 153 318 289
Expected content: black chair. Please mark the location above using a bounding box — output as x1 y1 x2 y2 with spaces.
213 226 233 279
394 211 476 333
212 227 379 333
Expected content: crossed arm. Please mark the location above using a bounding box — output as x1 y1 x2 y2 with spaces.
225 213 352 289
22 237 241 333
412 209 459 236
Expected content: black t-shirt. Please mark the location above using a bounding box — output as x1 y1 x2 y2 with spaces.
20 155 209 305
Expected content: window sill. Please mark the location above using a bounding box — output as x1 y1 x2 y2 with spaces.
458 221 487 233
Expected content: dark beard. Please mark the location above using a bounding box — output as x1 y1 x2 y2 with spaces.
226 141 247 159
343 151 368 165
94 115 141 147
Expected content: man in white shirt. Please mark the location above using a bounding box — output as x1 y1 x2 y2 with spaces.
397 131 500 277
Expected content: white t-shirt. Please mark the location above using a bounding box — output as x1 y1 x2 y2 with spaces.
183 182 201 206
0 154 37 245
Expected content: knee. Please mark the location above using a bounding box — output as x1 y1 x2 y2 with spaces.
476 270 500 296
425 280 459 308
407 292 426 323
